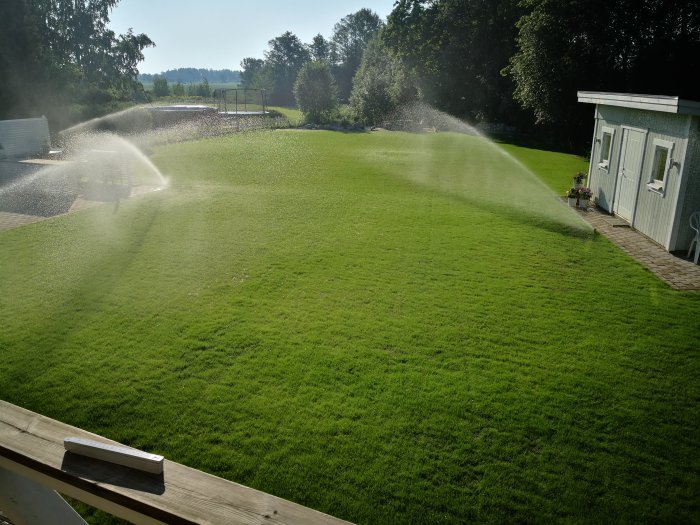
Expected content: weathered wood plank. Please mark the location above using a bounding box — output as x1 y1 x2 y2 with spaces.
0 401 352 525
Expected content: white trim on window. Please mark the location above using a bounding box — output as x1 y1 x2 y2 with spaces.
647 138 674 195
598 126 615 170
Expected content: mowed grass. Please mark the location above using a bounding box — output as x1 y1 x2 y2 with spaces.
268 105 303 124
1 130 699 524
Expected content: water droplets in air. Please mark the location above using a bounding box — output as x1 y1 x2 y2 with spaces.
0 131 167 224
376 102 592 236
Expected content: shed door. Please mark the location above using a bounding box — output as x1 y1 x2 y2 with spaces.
614 128 646 222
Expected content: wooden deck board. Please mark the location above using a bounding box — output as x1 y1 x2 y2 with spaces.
0 401 351 525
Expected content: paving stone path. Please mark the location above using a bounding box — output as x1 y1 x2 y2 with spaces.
575 204 700 290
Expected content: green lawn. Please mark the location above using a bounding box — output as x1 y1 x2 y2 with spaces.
268 105 303 124
1 130 699 524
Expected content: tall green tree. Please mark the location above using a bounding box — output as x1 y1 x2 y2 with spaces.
0 0 153 121
308 34 332 63
264 31 310 106
195 78 211 97
331 9 384 101
294 61 337 122
172 81 185 97
0 0 46 118
506 0 700 142
152 75 170 97
240 58 265 88
350 35 417 125
384 0 523 123
29 0 152 96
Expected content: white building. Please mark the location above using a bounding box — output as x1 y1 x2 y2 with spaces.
0 116 50 158
578 92 700 252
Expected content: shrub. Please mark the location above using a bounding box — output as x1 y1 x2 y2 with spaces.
350 36 416 126
152 75 170 98
293 61 337 123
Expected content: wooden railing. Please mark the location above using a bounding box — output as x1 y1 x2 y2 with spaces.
0 401 351 525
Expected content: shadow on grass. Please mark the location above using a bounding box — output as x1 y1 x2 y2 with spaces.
490 132 590 157
293 126 370 134
5 199 164 386
452 191 594 241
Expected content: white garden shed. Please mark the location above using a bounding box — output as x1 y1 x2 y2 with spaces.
577 91 700 253
0 116 50 158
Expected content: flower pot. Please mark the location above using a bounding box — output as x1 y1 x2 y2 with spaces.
578 198 589 209
568 197 577 207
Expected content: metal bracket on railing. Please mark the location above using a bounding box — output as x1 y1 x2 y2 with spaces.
0 466 88 525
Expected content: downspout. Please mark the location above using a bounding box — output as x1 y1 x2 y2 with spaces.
587 105 600 195
666 114 693 251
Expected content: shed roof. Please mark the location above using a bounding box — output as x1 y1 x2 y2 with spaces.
577 91 700 116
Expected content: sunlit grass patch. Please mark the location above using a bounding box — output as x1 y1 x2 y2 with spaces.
268 106 303 125
1 130 698 524
498 142 590 194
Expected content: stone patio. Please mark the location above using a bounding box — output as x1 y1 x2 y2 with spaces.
0 185 163 233
575 204 700 290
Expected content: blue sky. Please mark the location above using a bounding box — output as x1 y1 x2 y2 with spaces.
108 0 397 74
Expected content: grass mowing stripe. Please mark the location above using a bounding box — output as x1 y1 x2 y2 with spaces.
1 130 698 524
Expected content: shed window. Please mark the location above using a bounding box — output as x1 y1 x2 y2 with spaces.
598 126 614 170
647 139 674 194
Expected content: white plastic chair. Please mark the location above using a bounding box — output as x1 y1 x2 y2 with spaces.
688 211 700 264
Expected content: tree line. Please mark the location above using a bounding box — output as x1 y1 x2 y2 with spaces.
1 0 697 147
244 0 700 149
139 68 240 85
150 77 213 99
0 0 153 129
241 9 383 107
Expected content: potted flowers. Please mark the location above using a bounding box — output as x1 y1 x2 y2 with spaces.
573 172 586 188
565 187 593 208
577 187 592 209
